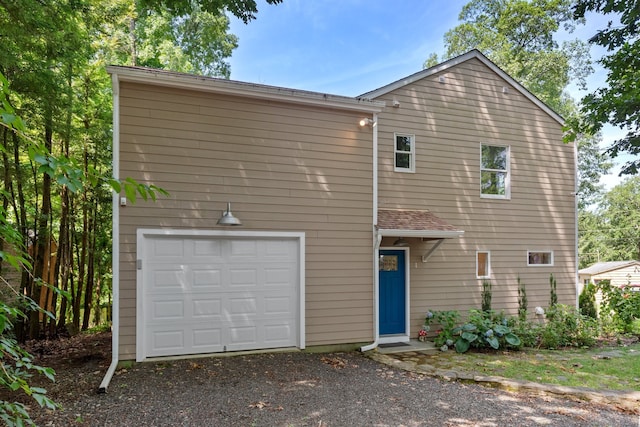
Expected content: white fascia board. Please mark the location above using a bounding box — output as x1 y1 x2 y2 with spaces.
377 229 464 239
106 66 385 113
360 50 564 126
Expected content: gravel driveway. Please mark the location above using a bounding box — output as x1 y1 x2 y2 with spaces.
22 347 637 426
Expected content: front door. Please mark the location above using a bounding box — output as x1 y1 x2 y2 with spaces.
379 250 406 336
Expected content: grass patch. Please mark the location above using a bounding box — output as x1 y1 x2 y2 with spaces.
422 343 640 391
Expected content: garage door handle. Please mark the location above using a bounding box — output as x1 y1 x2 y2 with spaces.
137 259 142 270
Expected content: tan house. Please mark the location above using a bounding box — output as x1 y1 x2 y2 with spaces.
579 261 640 292
100 50 576 389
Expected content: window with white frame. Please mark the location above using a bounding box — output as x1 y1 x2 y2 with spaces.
394 133 415 172
527 251 553 266
476 251 490 278
481 144 510 198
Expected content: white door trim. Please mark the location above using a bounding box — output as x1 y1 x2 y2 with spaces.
136 228 305 362
378 246 410 344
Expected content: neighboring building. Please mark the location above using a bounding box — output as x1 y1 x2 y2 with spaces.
106 50 577 365
579 261 640 293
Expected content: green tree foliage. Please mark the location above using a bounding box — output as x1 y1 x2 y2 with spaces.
0 0 234 342
132 4 238 76
140 0 282 24
578 177 640 265
571 0 640 175
425 0 612 208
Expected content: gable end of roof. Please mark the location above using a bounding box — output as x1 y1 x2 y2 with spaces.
358 49 564 126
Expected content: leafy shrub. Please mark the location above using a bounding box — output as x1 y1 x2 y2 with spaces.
0 300 59 426
549 273 558 307
579 283 598 319
517 276 528 321
452 310 521 353
508 317 542 348
423 310 460 348
598 282 640 334
542 304 598 348
481 280 492 312
424 309 521 353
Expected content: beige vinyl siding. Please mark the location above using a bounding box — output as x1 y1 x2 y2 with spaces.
375 58 576 334
117 82 374 359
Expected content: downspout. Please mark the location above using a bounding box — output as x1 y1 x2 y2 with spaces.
361 112 379 352
574 139 579 308
99 73 121 393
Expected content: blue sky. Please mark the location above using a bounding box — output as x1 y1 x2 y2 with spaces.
228 0 628 189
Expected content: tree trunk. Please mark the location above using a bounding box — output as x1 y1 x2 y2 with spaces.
12 131 30 342
82 194 97 330
30 107 54 339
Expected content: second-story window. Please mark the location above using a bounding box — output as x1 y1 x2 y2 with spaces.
395 133 415 173
481 143 510 198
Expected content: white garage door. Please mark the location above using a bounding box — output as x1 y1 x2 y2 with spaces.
138 233 301 360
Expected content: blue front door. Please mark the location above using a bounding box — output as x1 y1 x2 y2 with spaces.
379 250 406 336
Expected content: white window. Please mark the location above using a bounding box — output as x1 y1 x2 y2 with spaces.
394 133 415 172
481 144 510 198
527 251 553 266
476 251 490 278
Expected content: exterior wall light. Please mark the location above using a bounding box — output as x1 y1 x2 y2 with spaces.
217 202 242 226
359 118 375 127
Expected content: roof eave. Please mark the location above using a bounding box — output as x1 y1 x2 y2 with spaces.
377 229 464 239
107 65 385 113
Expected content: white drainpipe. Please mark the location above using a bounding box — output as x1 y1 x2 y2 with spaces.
361 112 380 352
99 73 121 393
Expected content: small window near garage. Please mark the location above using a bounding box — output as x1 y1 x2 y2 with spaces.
527 251 553 266
477 251 490 278
394 133 415 172
481 144 510 198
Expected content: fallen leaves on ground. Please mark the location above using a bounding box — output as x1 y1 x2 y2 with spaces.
320 356 347 369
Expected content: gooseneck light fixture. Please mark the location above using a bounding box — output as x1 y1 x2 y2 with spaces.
217 202 242 226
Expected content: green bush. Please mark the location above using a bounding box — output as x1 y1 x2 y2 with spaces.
542 304 598 348
424 309 521 353
579 283 598 319
599 282 640 334
481 280 492 312
423 310 460 348
508 317 542 348
452 310 521 353
517 276 528 321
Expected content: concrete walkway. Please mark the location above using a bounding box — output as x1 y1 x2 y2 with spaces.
366 341 640 414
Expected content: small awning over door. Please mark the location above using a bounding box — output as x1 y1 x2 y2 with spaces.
377 209 464 262
377 209 464 238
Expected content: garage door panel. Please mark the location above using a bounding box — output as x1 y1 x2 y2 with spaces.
192 268 222 289
229 240 259 258
264 323 293 344
141 235 300 359
151 238 185 257
151 300 185 321
265 296 295 315
192 298 222 318
192 328 223 350
151 268 185 290
150 329 184 352
228 268 258 287
193 239 222 257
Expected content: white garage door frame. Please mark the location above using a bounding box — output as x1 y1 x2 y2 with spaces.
136 228 305 362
